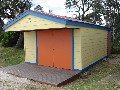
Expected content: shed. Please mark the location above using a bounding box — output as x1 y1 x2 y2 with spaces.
3 10 111 71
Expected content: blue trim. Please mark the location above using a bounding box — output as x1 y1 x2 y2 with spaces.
66 21 112 31
36 31 38 64
3 10 111 31
25 62 36 64
72 29 74 70
3 11 29 30
73 56 107 73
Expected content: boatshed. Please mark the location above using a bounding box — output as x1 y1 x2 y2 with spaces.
3 10 111 71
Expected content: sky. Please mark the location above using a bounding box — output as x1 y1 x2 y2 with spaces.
31 0 74 17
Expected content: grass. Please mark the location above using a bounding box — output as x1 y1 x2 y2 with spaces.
0 43 24 67
0 43 120 90
66 61 120 90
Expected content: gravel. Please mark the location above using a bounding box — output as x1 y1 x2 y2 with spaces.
0 71 31 90
0 71 65 90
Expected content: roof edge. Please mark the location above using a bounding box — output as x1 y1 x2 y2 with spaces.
2 10 112 31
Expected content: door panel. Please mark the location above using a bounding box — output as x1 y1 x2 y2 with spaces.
53 30 72 69
37 29 72 70
38 30 53 67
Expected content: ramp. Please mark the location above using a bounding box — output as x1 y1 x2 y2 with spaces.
0 63 80 86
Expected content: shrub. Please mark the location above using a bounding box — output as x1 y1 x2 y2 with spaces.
1 32 20 47
111 40 120 54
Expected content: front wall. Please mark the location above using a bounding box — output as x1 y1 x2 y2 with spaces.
24 31 36 63
80 27 107 69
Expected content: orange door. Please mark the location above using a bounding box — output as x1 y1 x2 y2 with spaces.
37 30 54 67
53 30 72 69
37 29 72 70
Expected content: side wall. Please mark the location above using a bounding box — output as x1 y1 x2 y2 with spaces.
80 27 107 69
24 31 36 63
74 27 107 70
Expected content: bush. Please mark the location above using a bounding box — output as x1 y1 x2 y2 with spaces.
1 32 20 47
111 40 120 54
0 28 4 41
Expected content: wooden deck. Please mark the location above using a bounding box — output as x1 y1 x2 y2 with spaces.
0 63 80 86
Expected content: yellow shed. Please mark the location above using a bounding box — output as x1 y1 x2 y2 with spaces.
3 10 111 72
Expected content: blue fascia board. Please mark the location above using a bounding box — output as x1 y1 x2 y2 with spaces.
66 20 112 31
3 10 67 30
3 11 29 30
25 62 36 64
36 31 38 65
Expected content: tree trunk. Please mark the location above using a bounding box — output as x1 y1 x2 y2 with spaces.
16 32 24 48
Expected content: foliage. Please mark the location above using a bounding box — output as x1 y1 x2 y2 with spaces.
1 32 20 47
0 0 32 47
65 0 93 20
111 41 120 54
84 0 104 25
0 0 32 20
34 5 44 12
0 28 3 41
103 0 120 42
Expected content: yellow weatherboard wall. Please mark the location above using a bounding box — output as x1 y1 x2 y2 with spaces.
24 31 36 63
5 15 66 31
74 29 82 70
80 27 107 69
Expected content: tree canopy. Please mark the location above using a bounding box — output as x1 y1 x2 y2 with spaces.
0 0 32 21
0 0 32 47
65 0 93 20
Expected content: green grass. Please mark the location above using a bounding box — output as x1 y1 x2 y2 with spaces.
0 43 120 90
0 43 24 67
66 61 120 90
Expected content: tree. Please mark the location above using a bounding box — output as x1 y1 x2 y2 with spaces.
0 0 32 20
0 0 32 47
34 5 44 12
103 0 120 41
84 0 104 25
65 0 93 20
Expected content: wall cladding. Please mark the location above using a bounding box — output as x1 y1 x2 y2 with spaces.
24 31 36 63
80 27 107 69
